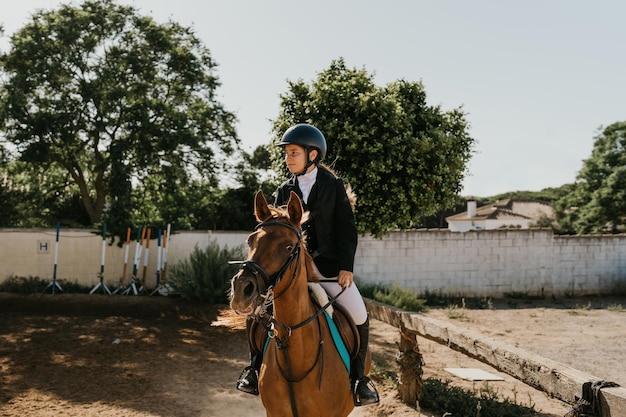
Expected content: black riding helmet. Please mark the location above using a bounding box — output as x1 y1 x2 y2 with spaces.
278 124 327 176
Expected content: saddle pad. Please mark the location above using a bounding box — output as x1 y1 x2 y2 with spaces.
323 311 351 374
262 312 350 374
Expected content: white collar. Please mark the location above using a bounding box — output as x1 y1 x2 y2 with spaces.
297 167 318 204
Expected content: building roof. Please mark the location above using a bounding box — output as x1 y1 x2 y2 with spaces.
446 199 554 222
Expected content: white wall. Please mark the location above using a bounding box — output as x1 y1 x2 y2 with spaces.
1 227 624 297
0 228 248 290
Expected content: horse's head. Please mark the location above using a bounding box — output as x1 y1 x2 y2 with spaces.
229 190 304 316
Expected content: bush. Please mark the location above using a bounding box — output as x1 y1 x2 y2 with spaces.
420 378 536 417
168 240 243 304
358 281 428 312
0 275 90 294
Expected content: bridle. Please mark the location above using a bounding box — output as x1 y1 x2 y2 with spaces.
232 217 346 416
231 219 303 311
233 217 345 331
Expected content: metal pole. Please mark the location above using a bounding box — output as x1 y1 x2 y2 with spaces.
45 223 63 293
90 223 111 294
139 228 151 293
122 227 143 295
150 229 163 296
112 227 131 295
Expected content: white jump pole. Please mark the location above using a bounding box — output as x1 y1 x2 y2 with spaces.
90 223 111 295
122 226 143 295
45 222 63 293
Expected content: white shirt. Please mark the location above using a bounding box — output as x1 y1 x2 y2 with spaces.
297 167 318 204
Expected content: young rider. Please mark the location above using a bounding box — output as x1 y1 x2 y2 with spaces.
236 123 379 406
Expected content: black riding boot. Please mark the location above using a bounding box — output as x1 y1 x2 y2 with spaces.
352 316 380 406
236 351 261 395
236 318 262 395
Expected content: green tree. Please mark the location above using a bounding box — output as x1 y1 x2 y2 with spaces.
270 58 475 236
0 155 89 227
0 0 238 228
554 121 626 234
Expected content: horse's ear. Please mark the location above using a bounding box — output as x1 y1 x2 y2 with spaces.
287 191 303 225
254 190 272 222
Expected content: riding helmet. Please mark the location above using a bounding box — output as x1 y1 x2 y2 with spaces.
278 123 327 162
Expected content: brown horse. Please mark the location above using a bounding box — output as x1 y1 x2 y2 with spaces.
229 190 354 417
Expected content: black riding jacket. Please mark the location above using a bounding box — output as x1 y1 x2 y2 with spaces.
274 167 357 278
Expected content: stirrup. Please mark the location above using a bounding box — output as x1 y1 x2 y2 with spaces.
236 366 259 396
353 376 380 406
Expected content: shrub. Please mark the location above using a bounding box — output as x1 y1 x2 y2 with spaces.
168 240 243 304
0 275 90 294
420 378 536 417
358 282 428 312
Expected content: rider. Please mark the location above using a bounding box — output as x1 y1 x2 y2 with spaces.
236 123 380 407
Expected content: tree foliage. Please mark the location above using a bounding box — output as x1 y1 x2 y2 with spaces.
270 59 475 236
0 0 238 232
554 121 626 234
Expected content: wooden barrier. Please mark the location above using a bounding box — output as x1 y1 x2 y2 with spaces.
365 299 626 417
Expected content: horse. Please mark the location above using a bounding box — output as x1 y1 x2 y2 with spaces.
229 190 355 417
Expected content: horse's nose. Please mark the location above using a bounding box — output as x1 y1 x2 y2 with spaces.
231 270 257 298
243 280 255 298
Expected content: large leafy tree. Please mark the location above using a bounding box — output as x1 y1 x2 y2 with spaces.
0 0 238 230
270 59 474 236
554 121 626 234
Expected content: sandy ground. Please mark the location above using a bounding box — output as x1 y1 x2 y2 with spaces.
1 293 624 417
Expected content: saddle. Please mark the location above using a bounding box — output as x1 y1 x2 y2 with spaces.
248 298 360 359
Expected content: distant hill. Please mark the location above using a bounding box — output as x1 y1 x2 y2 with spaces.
477 183 573 206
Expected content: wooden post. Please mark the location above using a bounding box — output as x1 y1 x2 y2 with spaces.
396 324 424 407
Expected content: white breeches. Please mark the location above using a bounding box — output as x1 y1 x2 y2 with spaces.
319 279 368 326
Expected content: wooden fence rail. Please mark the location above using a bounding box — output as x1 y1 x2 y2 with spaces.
364 299 626 417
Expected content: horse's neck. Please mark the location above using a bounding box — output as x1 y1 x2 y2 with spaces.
272 259 315 326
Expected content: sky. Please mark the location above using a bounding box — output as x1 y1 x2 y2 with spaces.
2 1 625 197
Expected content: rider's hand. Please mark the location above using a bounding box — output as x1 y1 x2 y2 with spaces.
337 270 353 288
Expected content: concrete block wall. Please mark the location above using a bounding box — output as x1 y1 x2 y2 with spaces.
1 227 624 297
355 229 559 296
552 234 626 294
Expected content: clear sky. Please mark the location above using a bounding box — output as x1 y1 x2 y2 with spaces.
2 1 625 197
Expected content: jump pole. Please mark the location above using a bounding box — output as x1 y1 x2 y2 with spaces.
139 227 151 294
149 228 163 296
45 222 63 293
122 226 143 295
159 224 175 295
161 223 171 282
90 223 111 295
112 227 131 294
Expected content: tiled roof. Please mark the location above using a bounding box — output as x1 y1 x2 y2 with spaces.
446 199 554 222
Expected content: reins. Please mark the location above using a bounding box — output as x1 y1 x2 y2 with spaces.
269 285 346 336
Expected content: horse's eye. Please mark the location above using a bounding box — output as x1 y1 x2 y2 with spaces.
286 244 294 252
